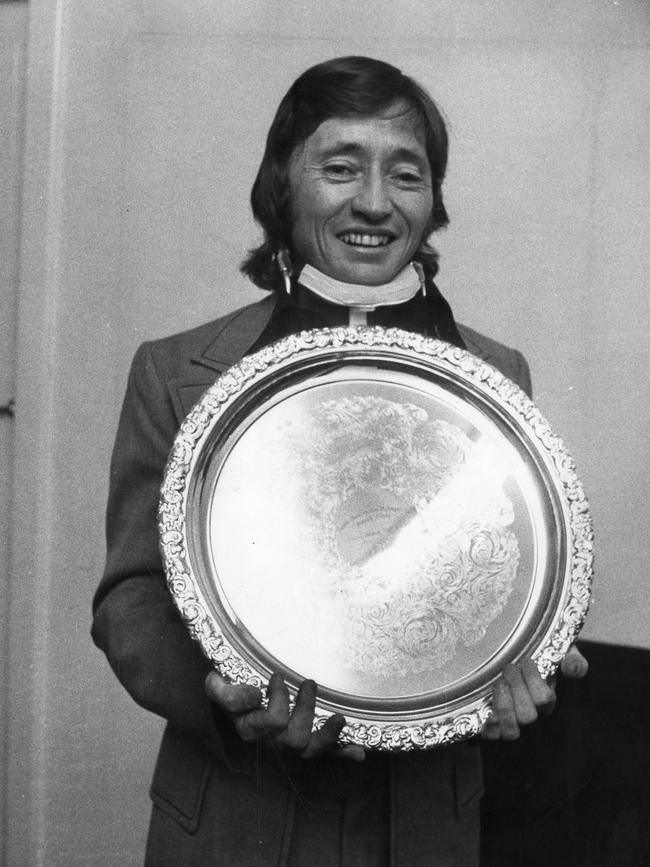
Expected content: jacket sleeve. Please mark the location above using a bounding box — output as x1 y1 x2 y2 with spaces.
91 343 245 768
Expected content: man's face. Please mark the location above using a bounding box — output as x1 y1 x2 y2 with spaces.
287 106 434 287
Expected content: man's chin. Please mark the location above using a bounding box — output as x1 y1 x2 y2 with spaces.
331 261 404 287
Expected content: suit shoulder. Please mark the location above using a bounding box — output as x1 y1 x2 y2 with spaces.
137 294 275 379
457 323 521 361
147 295 273 356
457 323 531 395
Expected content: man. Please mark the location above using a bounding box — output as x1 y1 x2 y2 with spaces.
93 56 587 865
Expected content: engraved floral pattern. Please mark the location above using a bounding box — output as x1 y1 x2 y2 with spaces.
292 396 520 676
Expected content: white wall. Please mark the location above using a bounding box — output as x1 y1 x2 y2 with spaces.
0 3 28 858
5 1 649 863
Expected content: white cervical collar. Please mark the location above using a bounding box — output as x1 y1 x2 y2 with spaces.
298 262 423 311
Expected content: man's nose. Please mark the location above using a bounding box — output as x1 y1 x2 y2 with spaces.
351 173 392 221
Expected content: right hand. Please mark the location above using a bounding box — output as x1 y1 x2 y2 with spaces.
205 670 366 762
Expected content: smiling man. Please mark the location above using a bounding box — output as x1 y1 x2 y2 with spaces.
93 56 588 866
288 109 434 288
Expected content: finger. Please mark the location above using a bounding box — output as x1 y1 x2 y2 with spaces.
301 713 346 759
481 715 502 741
300 718 366 761
519 658 557 714
334 744 367 762
503 663 538 726
560 646 589 679
492 678 520 740
481 724 502 741
236 672 290 742
205 671 262 715
266 672 291 723
280 679 317 752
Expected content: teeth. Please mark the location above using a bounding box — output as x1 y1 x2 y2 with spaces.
339 233 391 247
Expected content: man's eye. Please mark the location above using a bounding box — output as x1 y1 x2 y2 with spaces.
394 170 423 184
324 163 355 178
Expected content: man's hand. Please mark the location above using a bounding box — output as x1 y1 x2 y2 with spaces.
482 645 589 741
205 670 366 761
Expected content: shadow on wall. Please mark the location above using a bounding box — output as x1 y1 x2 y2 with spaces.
481 640 650 866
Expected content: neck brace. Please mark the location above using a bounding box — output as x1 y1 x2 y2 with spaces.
298 262 423 311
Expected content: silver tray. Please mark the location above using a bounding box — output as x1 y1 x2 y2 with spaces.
159 327 593 751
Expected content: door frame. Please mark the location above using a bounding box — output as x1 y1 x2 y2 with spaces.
4 2 68 864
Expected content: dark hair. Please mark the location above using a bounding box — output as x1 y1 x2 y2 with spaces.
241 56 449 292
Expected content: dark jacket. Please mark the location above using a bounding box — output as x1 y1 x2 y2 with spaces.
92 294 532 865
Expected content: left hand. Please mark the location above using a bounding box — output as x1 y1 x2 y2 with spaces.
482 645 589 741
205 670 366 762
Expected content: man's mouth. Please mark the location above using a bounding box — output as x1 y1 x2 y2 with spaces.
338 232 393 248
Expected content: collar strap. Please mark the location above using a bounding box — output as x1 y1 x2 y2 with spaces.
298 262 423 310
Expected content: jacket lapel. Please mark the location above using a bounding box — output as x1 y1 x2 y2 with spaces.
171 382 219 422
197 294 277 371
169 294 278 424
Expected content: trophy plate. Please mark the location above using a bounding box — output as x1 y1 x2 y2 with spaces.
159 327 593 750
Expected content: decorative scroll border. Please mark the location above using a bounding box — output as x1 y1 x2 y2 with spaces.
159 327 594 751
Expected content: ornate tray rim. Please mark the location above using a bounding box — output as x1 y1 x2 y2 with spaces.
159 326 593 751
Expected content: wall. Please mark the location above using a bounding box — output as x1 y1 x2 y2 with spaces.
5 1 649 864
0 1 28 857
